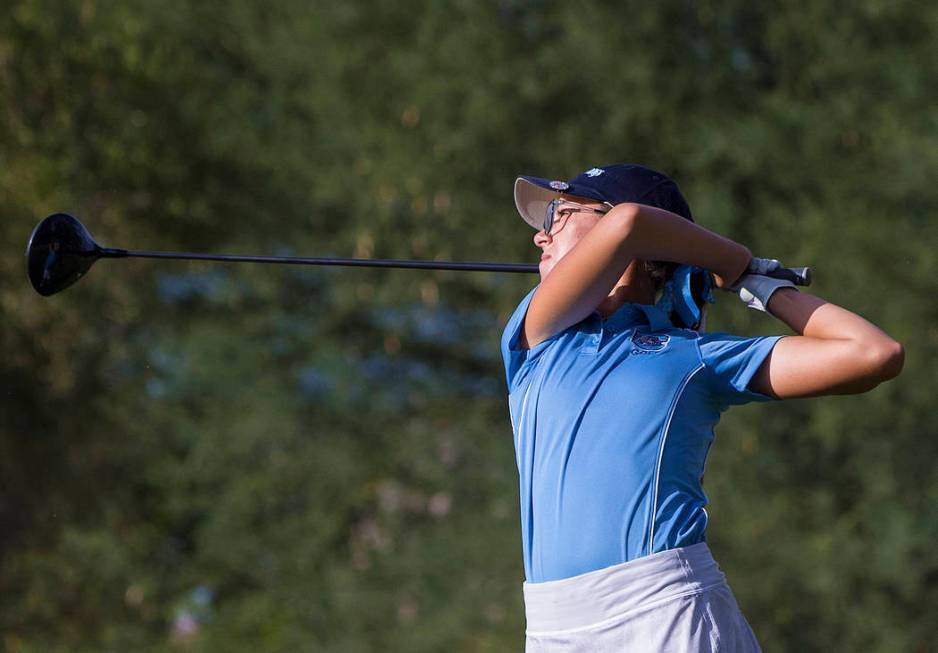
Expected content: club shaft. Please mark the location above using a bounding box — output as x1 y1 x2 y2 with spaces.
101 248 540 273
100 248 811 285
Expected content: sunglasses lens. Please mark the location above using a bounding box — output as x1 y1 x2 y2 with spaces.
545 199 557 234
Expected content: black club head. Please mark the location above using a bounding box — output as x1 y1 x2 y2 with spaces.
26 213 103 296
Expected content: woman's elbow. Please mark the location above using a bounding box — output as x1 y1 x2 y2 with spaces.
866 339 905 383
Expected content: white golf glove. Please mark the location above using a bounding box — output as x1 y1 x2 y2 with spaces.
731 257 797 313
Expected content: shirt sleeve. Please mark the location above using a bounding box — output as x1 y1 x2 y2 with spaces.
500 286 540 392
696 331 785 405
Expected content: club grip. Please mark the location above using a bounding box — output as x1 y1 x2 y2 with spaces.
768 266 811 286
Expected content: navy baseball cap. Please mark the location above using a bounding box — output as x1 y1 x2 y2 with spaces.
514 163 693 231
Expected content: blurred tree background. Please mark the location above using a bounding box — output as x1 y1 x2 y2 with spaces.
1 0 935 651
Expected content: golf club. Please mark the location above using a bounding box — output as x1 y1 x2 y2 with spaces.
25 213 812 297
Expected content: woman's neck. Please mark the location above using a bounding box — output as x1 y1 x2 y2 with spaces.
596 265 657 317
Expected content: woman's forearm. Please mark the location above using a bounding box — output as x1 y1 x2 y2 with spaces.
767 288 901 346
615 203 752 289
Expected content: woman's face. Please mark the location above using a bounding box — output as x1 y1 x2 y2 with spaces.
534 195 608 278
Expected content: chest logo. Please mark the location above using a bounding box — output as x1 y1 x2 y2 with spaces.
632 333 670 353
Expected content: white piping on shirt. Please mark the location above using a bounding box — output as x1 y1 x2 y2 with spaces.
647 363 705 556
511 372 534 452
510 357 550 468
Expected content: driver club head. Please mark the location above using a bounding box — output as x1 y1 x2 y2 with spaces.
26 213 103 296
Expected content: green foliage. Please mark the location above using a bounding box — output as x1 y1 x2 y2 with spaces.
1 1 935 651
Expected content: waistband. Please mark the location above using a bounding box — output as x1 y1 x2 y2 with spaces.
523 543 726 634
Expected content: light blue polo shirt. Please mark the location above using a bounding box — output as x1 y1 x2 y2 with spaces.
501 286 783 583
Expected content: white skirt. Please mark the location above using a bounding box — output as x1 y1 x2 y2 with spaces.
523 543 761 653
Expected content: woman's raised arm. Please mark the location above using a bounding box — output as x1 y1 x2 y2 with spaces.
523 203 751 348
747 289 904 398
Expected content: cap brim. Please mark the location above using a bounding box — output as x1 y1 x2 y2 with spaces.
513 176 610 230
513 177 558 231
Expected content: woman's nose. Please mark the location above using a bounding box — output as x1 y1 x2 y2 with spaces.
533 230 550 247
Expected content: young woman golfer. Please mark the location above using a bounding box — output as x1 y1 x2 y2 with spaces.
501 164 904 652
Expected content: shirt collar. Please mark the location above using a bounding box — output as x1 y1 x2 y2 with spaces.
596 302 671 332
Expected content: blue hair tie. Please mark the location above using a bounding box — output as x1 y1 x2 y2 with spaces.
656 265 714 329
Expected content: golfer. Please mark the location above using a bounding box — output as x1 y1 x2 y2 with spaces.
501 164 904 652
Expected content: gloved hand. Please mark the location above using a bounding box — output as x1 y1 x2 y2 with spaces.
731 257 797 313
743 257 782 277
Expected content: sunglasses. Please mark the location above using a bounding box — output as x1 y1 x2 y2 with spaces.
544 199 610 235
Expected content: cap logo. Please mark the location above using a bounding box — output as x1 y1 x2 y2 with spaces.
584 167 604 177
549 180 569 191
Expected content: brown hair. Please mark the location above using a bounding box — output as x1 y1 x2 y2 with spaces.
644 260 677 294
